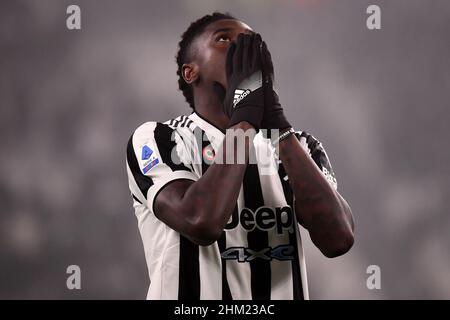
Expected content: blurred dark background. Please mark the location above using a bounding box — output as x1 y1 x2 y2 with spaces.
1 0 449 299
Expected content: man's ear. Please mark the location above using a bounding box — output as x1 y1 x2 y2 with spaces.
182 63 199 85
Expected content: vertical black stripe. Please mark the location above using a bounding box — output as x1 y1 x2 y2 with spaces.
193 127 212 176
178 235 200 300
288 221 304 300
194 127 233 299
200 129 232 299
278 163 304 300
244 160 271 300
154 123 191 172
126 133 154 198
174 124 201 299
177 128 223 300
200 130 210 176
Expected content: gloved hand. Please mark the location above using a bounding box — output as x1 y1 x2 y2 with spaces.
213 33 265 129
260 41 291 131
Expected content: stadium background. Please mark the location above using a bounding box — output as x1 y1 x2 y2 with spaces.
1 0 449 299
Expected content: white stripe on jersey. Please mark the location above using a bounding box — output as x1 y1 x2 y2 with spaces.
199 245 222 299
295 216 310 300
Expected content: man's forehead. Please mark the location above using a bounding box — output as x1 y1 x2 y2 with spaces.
204 19 254 35
187 19 254 59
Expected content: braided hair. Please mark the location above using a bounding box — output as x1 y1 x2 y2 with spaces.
175 12 236 109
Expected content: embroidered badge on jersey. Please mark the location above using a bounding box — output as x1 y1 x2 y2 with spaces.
141 145 159 173
202 144 215 163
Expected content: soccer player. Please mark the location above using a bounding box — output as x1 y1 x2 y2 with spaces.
126 12 354 300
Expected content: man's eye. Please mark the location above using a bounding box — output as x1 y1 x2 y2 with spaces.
216 35 230 42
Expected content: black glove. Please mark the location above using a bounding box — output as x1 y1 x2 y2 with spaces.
260 41 291 131
213 33 265 129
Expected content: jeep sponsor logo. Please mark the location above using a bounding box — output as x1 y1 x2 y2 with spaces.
225 206 294 235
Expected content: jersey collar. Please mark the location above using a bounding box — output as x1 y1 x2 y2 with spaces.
189 112 225 139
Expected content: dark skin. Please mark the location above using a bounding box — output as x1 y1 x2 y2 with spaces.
155 19 354 257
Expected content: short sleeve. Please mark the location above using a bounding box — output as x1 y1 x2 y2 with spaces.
126 122 198 212
295 131 338 190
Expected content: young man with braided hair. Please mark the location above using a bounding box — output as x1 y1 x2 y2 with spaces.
126 12 354 300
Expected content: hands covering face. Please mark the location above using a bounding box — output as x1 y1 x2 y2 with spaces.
214 33 291 132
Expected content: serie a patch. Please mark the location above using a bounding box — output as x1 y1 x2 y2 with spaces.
141 145 159 173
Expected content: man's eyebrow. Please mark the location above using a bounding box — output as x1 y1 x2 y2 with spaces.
211 27 254 37
212 28 233 36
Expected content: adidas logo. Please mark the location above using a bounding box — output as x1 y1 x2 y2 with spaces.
233 89 251 107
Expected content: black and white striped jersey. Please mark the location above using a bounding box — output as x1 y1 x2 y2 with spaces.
126 112 338 300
